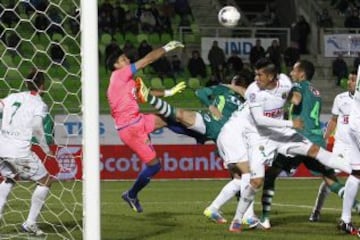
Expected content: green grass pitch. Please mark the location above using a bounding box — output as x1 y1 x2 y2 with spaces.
1 178 358 239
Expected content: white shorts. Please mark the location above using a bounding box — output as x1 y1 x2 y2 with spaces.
348 130 360 170
188 112 206 135
246 128 312 179
332 139 351 173
0 152 48 181
216 119 247 167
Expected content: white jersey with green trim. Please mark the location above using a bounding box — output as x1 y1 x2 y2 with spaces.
0 92 47 158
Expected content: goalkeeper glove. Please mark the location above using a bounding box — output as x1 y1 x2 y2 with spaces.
164 81 186 97
162 41 184 52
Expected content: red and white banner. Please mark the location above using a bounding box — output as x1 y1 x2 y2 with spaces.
34 145 346 180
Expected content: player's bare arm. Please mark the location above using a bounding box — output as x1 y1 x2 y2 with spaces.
290 91 302 106
324 115 338 140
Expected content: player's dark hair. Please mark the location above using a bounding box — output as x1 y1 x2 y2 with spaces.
297 60 315 81
106 49 124 72
254 58 277 76
350 69 358 75
26 68 45 91
232 69 254 88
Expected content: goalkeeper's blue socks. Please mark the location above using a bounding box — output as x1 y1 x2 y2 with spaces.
128 162 161 199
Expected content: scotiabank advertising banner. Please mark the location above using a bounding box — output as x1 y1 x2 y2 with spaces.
33 145 342 180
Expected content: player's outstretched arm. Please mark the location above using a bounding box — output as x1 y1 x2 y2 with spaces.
250 104 302 129
135 41 184 70
195 87 222 119
324 115 337 140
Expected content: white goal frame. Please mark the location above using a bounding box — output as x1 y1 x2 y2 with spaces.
81 0 100 239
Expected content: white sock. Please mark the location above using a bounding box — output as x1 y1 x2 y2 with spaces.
315 148 351 174
313 181 330 212
243 201 255 220
26 185 49 224
341 175 360 223
208 178 242 211
234 184 257 222
0 181 13 215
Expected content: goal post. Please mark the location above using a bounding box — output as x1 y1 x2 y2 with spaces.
81 0 100 239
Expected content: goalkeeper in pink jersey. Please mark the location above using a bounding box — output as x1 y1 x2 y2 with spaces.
106 41 184 213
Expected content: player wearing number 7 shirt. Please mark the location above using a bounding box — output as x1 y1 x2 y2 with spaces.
0 69 54 236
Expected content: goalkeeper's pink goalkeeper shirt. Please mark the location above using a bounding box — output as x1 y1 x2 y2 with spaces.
107 64 140 129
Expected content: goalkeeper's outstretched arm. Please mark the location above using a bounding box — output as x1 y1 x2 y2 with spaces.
135 41 184 70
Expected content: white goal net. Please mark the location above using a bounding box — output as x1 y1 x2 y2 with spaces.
0 0 96 239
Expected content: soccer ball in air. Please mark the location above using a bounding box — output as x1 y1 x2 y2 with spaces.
218 6 241 27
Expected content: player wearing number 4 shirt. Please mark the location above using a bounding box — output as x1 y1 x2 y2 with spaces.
0 69 54 236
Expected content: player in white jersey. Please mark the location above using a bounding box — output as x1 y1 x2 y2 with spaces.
339 67 360 236
213 58 351 232
309 70 357 222
205 59 301 231
0 69 54 236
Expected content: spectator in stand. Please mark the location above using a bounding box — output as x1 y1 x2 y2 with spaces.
152 55 173 79
69 8 80 36
206 73 221 87
171 55 183 76
179 47 190 70
112 2 126 34
98 10 114 35
292 15 311 54
344 8 360 29
208 41 226 76
335 0 351 15
266 39 282 72
188 50 207 79
99 0 113 17
123 12 139 35
47 7 65 37
174 0 192 18
227 51 243 75
34 13 50 33
317 8 334 28
139 9 157 33
159 13 173 35
105 40 121 67
49 41 66 66
138 40 153 59
149 1 160 26
1 1 18 27
332 53 348 86
179 15 191 33
249 39 265 68
123 40 138 62
5 31 20 57
353 52 360 70
283 41 300 74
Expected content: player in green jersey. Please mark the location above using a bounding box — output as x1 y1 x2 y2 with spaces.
136 69 253 142
256 60 359 230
